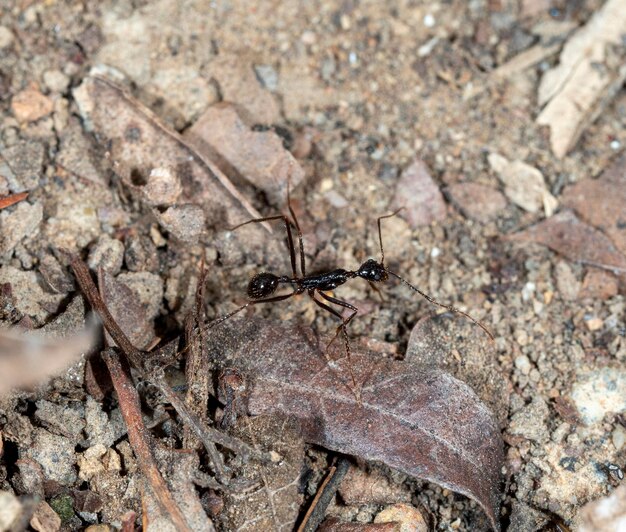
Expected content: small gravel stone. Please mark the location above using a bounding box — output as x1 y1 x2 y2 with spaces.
30 500 61 532
374 503 428 532
570 367 626 425
0 26 14 48
23 428 77 485
612 425 626 451
88 234 124 274
43 69 70 93
555 261 580 300
0 491 22 530
140 167 182 207
0 201 43 254
254 64 279 91
155 204 206 243
515 355 532 375
11 87 53 123
584 317 603 332
508 396 549 442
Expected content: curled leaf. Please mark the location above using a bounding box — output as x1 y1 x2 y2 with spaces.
207 318 504 531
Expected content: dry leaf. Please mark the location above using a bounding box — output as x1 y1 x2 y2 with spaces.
507 210 626 273
488 153 557 217
206 318 504 531
536 0 626 158
562 154 626 256
390 159 446 228
184 102 304 206
445 182 507 223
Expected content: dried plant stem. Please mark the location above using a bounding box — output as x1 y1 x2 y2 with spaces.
102 349 191 532
0 191 28 210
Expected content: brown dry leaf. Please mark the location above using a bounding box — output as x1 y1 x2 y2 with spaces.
445 182 507 223
406 314 510 427
536 0 626 158
507 210 626 273
185 102 305 206
72 73 279 263
0 321 96 397
390 159 447 228
207 318 504 531
562 154 626 256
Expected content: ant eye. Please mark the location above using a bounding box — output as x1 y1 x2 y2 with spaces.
248 272 279 299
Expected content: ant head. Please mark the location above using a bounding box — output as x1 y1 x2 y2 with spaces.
248 272 279 299
356 258 388 283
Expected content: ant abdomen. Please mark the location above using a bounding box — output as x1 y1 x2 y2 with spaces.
248 272 280 299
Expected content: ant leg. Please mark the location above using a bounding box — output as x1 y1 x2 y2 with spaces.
286 184 306 276
376 208 403 266
317 291 358 353
385 270 495 341
367 280 385 302
231 215 298 278
308 291 358 395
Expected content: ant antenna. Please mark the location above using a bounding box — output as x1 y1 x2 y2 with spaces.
377 208 494 341
385 270 494 341
377 208 404 266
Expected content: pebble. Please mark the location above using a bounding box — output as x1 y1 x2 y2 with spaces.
87 234 124 274
11 87 53 123
554 261 580 300
584 317 603 332
0 26 14 48
30 500 61 532
515 355 532 375
43 69 70 93
24 428 77 485
253 64 279 91
508 396 549 442
374 503 428 532
612 425 626 451
140 167 182 207
155 204 206 243
445 182 507 223
0 201 43 254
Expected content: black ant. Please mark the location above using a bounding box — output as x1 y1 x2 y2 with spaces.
208 189 494 393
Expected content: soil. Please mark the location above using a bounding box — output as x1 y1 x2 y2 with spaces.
0 1 625 531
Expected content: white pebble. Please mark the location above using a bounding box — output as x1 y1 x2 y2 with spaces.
423 14 436 27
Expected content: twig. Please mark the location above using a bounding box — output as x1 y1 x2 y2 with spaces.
70 256 268 463
0 191 28 210
102 348 191 532
297 457 351 532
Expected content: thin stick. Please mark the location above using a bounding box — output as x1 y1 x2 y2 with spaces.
296 457 350 532
102 349 191 532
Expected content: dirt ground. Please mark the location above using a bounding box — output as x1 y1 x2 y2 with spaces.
1 0 625 531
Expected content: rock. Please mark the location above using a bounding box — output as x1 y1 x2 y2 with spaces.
508 396 550 442
88 235 125 274
339 466 411 505
391 159 446 228
23 428 77 485
445 182 507 223
374 503 428 532
488 153 557 216
0 139 45 192
570 366 626 425
43 70 70 93
38 254 74 294
140 167 182 207
0 491 22 530
11 87 53 123
613 425 626 452
77 444 121 482
0 26 14 49
117 271 163 321
35 400 85 441
514 355 532 376
155 204 205 243
0 201 43 254
0 267 64 323
554 260 580 301
254 64 279 91
30 500 61 532
124 232 158 272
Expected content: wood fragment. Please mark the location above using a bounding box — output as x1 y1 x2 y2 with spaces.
297 458 351 532
102 348 191 532
0 191 28 210
536 0 626 158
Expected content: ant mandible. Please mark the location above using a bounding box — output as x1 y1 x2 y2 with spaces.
210 187 494 391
